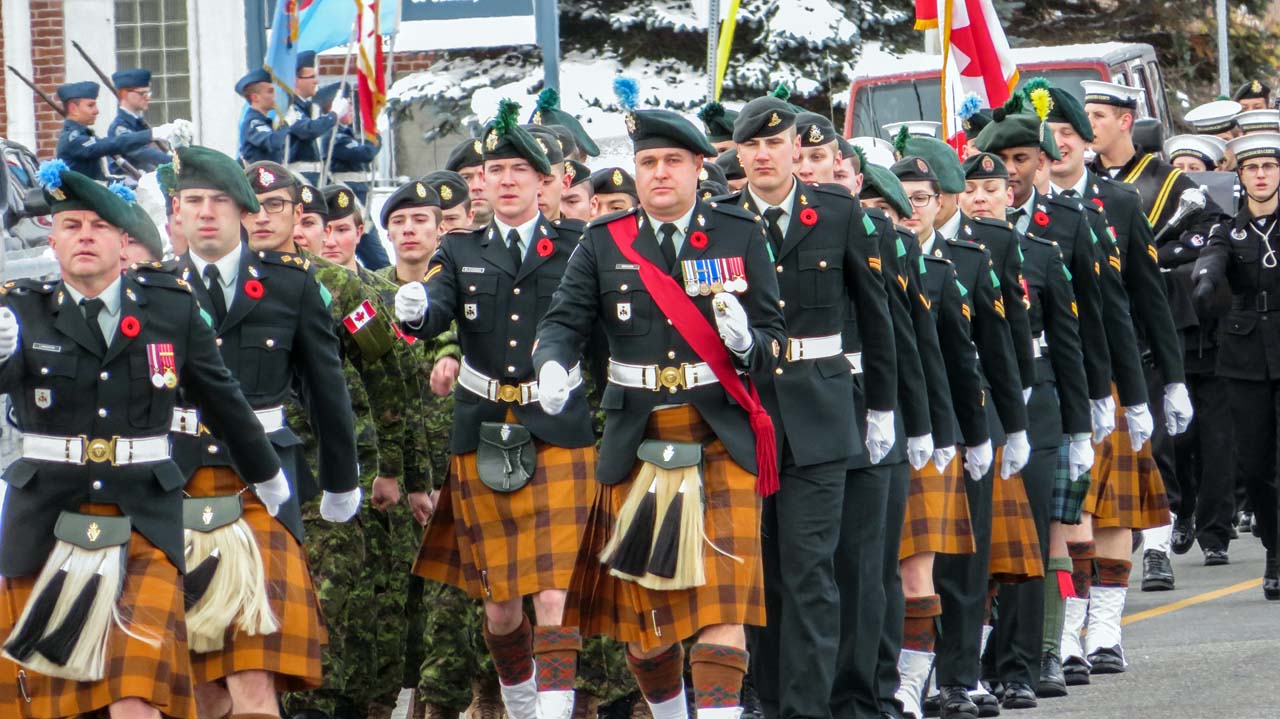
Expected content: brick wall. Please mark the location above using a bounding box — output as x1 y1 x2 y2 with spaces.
30 0 66 157
316 50 435 83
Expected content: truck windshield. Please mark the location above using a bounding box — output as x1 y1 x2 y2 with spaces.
851 67 1103 139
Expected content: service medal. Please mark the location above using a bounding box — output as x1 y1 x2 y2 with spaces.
151 372 165 389
164 369 178 389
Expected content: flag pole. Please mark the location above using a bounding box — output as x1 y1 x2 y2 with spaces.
382 0 401 183
320 19 359 187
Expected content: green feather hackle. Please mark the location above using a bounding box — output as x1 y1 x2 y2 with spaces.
495 99 521 135
536 87 559 112
892 126 910 157
771 82 791 101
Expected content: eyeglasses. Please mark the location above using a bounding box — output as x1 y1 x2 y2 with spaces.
260 198 296 214
1241 161 1280 174
128 89 152 98
296 73 316 81
908 193 939 207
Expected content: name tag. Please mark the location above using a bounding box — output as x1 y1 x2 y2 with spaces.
32 343 61 353
614 263 640 271
461 266 486 274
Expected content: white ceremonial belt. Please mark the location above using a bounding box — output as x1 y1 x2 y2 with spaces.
1031 333 1050 359
328 171 367 183
23 433 169 465
170 405 285 436
845 352 864 375
458 358 581 405
785 333 844 362
608 359 727 393
288 162 323 174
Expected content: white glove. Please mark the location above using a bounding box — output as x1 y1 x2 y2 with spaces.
1163 383 1193 436
865 409 896 465
711 292 752 353
1090 396 1116 444
0 308 19 361
150 122 176 143
329 94 351 120
284 104 303 126
1023 386 1033 404
932 445 958 473
538 361 571 416
1124 403 1155 452
1001 430 1031 479
320 487 362 522
964 439 994 481
394 282 428 323
167 118 195 148
906 434 934 471
254 470 291 517
1068 435 1094 482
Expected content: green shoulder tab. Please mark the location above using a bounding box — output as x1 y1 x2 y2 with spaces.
317 281 333 308
198 305 214 327
1017 245 1025 262
862 214 877 236
918 255 927 275
1089 228 1099 245
989 268 1000 288
1063 264 1073 281
955 279 968 297
896 236 907 258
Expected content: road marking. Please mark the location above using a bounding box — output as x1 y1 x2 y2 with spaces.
1122 578 1263 626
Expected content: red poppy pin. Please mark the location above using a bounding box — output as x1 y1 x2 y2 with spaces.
1091 197 1105 209
536 238 555 257
689 231 709 249
244 279 265 299
799 207 819 226
120 315 141 338
1033 211 1050 227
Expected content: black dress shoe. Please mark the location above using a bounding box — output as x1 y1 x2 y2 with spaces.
971 691 1000 717
1062 656 1090 685
938 686 979 719
1238 511 1253 534
1141 549 1175 591
1171 516 1194 555
1264 552 1279 601
1036 653 1067 698
1087 646 1126 674
999 683 1037 710
1203 548 1229 566
740 681 764 719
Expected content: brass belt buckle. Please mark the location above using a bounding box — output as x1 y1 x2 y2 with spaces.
85 436 117 465
497 383 521 403
785 339 800 362
658 366 684 394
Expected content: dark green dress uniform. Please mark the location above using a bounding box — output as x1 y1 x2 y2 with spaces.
723 97 897 719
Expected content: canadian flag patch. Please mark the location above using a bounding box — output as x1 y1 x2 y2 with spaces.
343 300 377 334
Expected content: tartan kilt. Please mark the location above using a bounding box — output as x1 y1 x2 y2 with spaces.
413 423 597 603
565 405 765 653
988 448 1044 584
185 467 325 691
899 450 974 560
1051 437 1091 524
0 504 196 719
1084 389 1171 530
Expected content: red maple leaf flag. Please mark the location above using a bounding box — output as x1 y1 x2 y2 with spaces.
915 0 1019 143
343 299 377 334
355 0 386 142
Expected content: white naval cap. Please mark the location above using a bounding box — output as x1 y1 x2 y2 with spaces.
1235 109 1280 134
883 121 941 139
1184 100 1242 134
1164 134 1224 165
1080 80 1145 109
1227 132 1280 162
851 136 897 168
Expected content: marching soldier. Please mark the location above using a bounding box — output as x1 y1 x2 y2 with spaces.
164 146 360 719
237 70 292 165
0 163 285 719
423 170 477 235
313 82 390 269
445 137 494 228
561 160 595 223
721 95 899 719
531 102 786 719
1193 131 1280 601
285 52 344 183
591 168 640 217
107 68 172 174
393 100 598 719
56 81 181 181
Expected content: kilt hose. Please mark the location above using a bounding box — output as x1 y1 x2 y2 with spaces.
1085 388 1171 530
0 504 196 719
988 447 1044 585
566 405 766 654
186 467 325 691
414 433 596 603
1051 438 1091 524
932 457 994 689
900 451 975 560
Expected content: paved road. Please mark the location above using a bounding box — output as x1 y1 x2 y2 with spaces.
1015 530 1278 719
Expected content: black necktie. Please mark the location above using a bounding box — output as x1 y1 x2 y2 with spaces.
506 229 524 271
763 207 785 257
1060 188 1078 198
658 223 678 270
80 298 108 354
1009 208 1026 223
203 265 227 325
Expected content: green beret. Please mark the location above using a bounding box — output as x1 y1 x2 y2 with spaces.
860 163 913 219
716 148 745 181
699 102 739 143
974 112 1061 160
591 167 637 198
626 109 717 157
524 125 565 165
1036 81 1094 142
962 152 1009 180
421 171 469 210
36 161 134 230
244 161 297 196
796 112 838 148
962 108 993 136
700 161 728 187
445 137 485 172
565 160 592 188
836 136 855 160
546 124 579 159
380 179 441 229
890 155 938 184
482 100 551 175
732 96 797 143
1234 79 1271 102
322 184 362 223
173 146 260 212
903 137 965 194
529 88 600 157
298 183 327 216
122 202 164 259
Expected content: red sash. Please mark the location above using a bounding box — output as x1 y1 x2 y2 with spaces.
604 215 779 496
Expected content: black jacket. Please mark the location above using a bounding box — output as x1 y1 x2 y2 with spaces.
919 252 991 447
959 214 1036 391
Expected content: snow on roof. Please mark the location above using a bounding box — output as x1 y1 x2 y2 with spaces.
850 40 1153 82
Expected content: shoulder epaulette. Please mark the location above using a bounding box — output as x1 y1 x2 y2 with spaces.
922 254 952 266
127 264 192 293
1098 174 1141 196
708 189 744 204
944 237 987 253
706 200 758 223
1021 233 1057 249
1045 193 1085 212
585 206 638 231
811 182 858 200
257 249 311 271
971 216 1015 233
550 217 586 235
0 278 56 297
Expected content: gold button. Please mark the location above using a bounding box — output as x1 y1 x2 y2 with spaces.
507 365 516 373
509 340 518 347
510 314 519 321
776 266 783 273
99 372 109 380
92 480 102 490
469 285 477 292
666 319 673 326
513 288 521 295
265 338 275 348
207 444 219 454
819 260 828 268
620 284 629 291
774 368 784 375
667 350 676 359
779 300 786 308
40 367 48 375
215 338 223 346
97 408 107 418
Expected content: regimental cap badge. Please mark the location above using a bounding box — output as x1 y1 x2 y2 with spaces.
172 152 181 173
49 187 66 201
612 169 624 186
916 158 928 173
415 182 426 198
202 505 214 526
337 191 350 209
625 112 637 137
768 112 781 128
536 137 548 154
472 139 483 154
86 522 101 543
439 184 453 201
485 130 499 151
532 110 543 125
808 124 823 143
1253 80 1263 93
257 167 275 187
301 186 312 203
564 161 575 179
981 156 994 171
699 167 708 181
